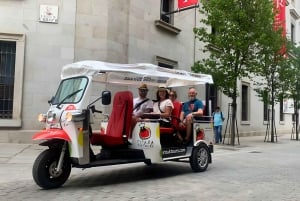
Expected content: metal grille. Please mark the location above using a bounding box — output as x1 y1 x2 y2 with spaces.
0 41 16 119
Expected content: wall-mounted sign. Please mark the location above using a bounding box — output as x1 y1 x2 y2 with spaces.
39 5 58 23
283 98 294 114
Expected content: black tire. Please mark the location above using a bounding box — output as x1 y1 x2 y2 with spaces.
32 149 71 189
144 159 152 166
190 143 209 172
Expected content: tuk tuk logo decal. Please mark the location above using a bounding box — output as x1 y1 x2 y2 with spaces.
138 122 151 139
137 122 154 148
137 139 154 148
162 148 186 158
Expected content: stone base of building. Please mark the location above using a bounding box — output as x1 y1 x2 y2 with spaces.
0 130 36 144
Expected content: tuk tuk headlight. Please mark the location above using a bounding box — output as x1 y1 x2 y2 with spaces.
38 113 46 122
66 112 73 121
47 111 56 123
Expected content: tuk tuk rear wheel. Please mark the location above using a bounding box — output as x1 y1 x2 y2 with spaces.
190 143 209 172
32 149 71 189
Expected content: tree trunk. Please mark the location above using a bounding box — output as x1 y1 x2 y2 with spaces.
271 99 275 142
230 100 237 145
295 79 300 141
230 78 238 145
270 71 275 142
295 100 299 141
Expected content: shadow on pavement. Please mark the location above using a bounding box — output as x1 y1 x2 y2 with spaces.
63 162 193 188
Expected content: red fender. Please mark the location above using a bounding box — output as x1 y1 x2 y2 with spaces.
32 128 71 141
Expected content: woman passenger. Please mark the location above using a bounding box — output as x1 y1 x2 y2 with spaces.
153 85 174 127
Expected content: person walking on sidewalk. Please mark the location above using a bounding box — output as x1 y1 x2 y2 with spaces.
211 106 224 144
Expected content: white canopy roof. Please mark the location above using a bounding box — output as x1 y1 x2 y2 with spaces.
61 60 213 87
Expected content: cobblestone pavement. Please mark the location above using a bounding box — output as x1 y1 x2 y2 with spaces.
1 134 300 201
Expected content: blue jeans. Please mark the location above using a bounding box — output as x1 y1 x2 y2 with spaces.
214 125 222 143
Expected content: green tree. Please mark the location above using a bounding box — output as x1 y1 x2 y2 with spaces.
252 10 289 142
284 44 300 140
253 44 290 142
192 0 280 145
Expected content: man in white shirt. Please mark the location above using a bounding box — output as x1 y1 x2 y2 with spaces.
133 83 153 117
131 83 154 135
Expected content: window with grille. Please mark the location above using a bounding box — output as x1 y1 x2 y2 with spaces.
241 83 249 121
0 41 16 119
279 98 284 122
156 56 177 69
0 33 25 127
263 90 269 122
263 100 268 121
161 0 174 24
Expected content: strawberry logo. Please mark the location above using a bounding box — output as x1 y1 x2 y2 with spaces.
138 122 151 139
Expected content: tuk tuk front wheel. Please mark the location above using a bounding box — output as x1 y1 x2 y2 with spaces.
190 143 209 172
32 149 71 189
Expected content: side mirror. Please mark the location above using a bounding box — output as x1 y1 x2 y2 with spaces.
102 91 111 105
48 96 54 105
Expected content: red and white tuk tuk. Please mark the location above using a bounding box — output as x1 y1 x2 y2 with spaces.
32 60 214 189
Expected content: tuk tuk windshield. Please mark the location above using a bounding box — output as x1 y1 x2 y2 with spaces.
52 76 88 105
